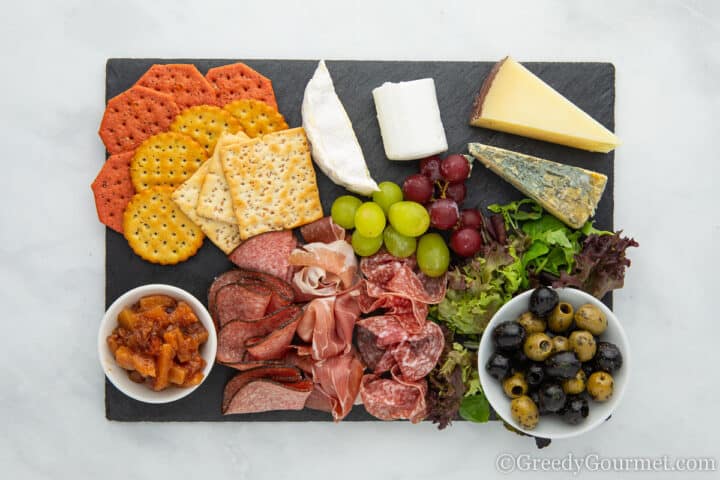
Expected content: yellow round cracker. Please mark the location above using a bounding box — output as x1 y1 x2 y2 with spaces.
224 99 289 138
123 186 204 265
130 132 207 192
170 105 243 155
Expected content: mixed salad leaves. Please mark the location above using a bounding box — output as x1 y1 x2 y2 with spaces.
426 198 638 429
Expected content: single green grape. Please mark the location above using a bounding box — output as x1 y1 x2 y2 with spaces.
416 233 450 277
383 225 417 258
351 230 384 257
354 202 386 238
387 201 430 237
372 181 403 214
331 195 362 229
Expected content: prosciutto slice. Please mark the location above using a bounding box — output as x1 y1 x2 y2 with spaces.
290 240 358 295
296 290 360 360
310 351 365 421
228 230 298 282
359 367 428 423
222 366 313 415
300 217 346 244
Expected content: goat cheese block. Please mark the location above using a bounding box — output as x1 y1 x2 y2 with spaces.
302 60 379 196
372 78 448 161
468 143 607 229
469 57 619 153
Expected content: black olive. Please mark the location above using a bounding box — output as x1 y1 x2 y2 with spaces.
581 362 595 378
526 363 545 389
492 321 526 352
528 390 547 414
485 351 512 380
559 395 590 425
511 349 531 372
594 342 623 373
529 286 559 317
538 383 566 413
544 351 581 380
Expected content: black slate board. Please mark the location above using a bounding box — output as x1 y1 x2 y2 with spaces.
104 59 615 421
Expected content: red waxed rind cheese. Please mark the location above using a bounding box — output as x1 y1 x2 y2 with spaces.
136 64 218 109
228 231 297 283
90 151 135 233
98 86 181 154
205 63 278 109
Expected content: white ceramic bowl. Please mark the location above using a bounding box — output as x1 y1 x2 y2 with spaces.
478 288 630 439
97 284 217 404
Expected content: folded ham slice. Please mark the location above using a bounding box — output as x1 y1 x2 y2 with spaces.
297 290 360 360
223 366 313 415
228 230 298 282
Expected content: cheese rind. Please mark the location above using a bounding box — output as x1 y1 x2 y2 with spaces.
470 57 619 153
302 60 379 195
468 143 607 229
372 78 448 160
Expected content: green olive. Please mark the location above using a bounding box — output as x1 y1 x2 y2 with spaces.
575 304 607 335
502 372 528 399
523 332 553 361
510 395 539 430
587 371 614 401
569 330 597 362
562 369 586 395
551 335 570 353
547 302 574 332
516 311 546 334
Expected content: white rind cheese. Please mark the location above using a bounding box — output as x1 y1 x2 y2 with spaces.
302 60 379 196
372 78 448 161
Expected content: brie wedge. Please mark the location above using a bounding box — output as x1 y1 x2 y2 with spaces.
372 78 448 160
302 60 379 195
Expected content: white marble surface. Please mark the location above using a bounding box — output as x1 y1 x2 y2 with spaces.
1 0 718 478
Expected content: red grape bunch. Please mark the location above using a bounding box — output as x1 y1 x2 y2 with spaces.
401 154 484 258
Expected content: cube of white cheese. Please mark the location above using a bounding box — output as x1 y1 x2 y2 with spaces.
372 78 448 160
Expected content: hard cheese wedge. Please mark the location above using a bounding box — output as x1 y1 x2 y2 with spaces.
468 143 607 228
469 57 619 153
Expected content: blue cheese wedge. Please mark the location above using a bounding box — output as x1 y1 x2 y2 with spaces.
302 60 379 195
372 78 448 160
468 143 607 228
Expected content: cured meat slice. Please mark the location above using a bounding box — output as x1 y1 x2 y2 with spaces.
228 231 298 282
245 311 302 360
222 366 313 415
356 316 443 381
360 368 428 423
216 305 301 364
289 240 358 291
300 217 346 244
214 282 272 327
304 386 334 413
292 266 343 301
296 290 360 360
311 351 365 421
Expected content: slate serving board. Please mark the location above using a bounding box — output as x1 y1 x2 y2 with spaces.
104 59 615 421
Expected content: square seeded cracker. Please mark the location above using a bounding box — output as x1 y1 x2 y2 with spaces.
220 127 323 240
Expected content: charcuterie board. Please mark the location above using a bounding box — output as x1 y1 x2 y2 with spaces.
104 59 615 421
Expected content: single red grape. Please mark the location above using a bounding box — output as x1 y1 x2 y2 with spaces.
460 209 483 229
419 155 443 182
428 198 459 230
440 154 471 183
402 174 434 204
450 227 483 257
445 182 466 203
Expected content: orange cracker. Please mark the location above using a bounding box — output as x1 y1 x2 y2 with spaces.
224 99 289 138
205 63 278 109
91 151 136 233
169 105 242 155
130 132 207 191
99 86 181 154
136 64 218 109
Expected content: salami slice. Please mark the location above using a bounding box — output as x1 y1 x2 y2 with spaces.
228 231 297 282
300 217 346 244
222 366 313 415
390 321 444 381
245 309 302 360
214 282 272 327
360 368 428 423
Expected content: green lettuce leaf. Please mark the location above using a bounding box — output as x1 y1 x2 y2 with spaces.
459 392 490 423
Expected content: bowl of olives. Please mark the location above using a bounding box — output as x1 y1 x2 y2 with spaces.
478 287 630 439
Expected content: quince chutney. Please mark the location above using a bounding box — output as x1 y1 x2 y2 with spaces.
106 295 208 391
